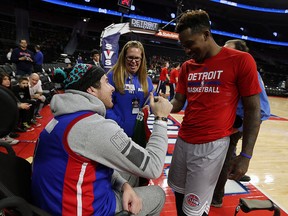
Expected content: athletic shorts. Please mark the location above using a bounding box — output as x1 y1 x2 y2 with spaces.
168 136 229 216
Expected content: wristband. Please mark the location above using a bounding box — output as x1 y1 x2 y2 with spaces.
240 152 252 159
154 116 168 122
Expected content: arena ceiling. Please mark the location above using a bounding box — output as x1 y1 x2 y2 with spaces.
1 0 287 70
2 0 288 47
30 0 288 43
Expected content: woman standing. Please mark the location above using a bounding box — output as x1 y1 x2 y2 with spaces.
106 41 155 186
106 41 154 137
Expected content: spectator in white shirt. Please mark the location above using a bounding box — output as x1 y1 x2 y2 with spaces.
29 73 46 118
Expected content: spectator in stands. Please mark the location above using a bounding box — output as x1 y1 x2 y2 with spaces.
169 62 180 101
76 55 83 64
12 77 40 131
29 73 46 119
34 45 44 72
6 48 13 63
64 58 73 72
31 63 172 216
167 10 261 216
156 61 169 94
11 39 34 76
88 49 103 68
0 72 31 144
211 39 271 208
106 40 154 186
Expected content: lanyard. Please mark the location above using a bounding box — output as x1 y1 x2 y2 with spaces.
128 74 138 96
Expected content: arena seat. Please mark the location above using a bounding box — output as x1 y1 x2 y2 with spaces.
0 85 18 138
0 84 129 216
2 64 15 77
0 85 51 215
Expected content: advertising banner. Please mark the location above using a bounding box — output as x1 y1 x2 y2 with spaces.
101 32 121 72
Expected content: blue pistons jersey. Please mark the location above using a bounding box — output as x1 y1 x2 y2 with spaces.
31 111 116 215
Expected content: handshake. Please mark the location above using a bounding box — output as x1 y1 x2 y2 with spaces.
149 93 172 120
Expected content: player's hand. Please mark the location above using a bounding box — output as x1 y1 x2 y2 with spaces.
227 155 250 180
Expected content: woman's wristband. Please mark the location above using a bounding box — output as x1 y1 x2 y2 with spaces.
240 152 252 159
154 116 168 122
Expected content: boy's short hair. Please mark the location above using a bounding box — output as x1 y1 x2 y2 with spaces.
18 77 29 83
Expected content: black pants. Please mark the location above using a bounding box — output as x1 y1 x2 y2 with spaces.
156 80 167 94
19 108 34 124
34 99 44 115
169 83 175 101
34 64 43 73
18 100 36 126
16 70 31 76
175 192 209 216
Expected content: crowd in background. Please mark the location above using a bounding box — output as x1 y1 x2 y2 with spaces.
0 12 288 90
0 6 288 215
0 5 287 146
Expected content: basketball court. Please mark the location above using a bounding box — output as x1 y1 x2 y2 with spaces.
9 95 288 216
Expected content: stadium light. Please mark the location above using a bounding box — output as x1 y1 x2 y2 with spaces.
42 0 288 46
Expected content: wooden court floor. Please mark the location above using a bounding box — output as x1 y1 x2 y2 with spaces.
171 96 288 212
8 95 288 215
247 96 288 212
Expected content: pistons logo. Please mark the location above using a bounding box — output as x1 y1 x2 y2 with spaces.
185 193 200 207
200 79 205 87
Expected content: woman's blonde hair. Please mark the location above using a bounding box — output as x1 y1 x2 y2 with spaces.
108 41 149 95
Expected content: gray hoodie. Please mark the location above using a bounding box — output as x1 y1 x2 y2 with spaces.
49 89 168 189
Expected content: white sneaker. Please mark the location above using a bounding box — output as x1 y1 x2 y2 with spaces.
2 136 19 145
